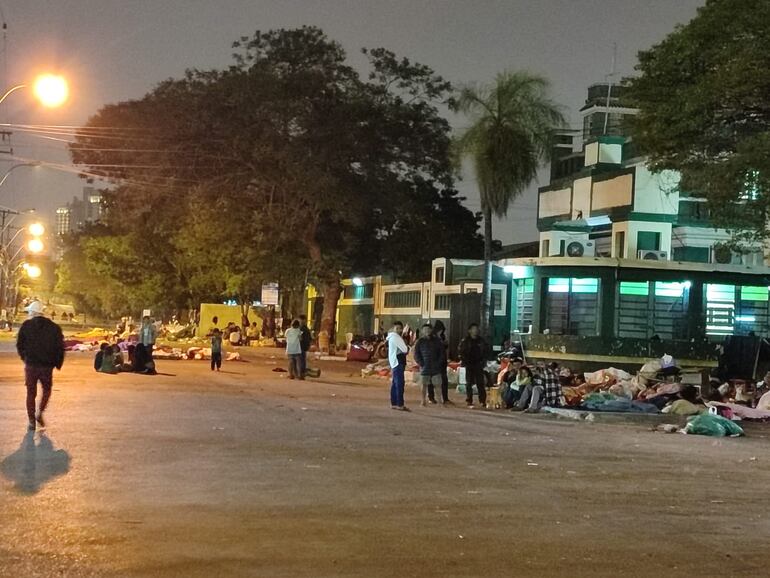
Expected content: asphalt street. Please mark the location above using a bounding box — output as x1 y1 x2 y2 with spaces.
1 347 768 577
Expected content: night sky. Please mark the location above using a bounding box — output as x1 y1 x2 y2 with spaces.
1 0 704 243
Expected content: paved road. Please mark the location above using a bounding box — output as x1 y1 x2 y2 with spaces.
1 348 768 577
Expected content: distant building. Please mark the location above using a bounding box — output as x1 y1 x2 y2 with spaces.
55 187 102 235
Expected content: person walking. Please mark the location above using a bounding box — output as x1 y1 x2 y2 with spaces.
285 319 303 380
458 323 488 409
414 323 446 406
298 314 312 378
433 320 452 405
387 321 409 411
16 300 64 431
210 328 223 372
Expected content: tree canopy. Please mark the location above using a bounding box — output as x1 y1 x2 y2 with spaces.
64 26 482 324
625 0 770 242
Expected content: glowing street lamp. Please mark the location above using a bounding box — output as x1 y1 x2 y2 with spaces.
33 74 69 108
23 263 42 279
27 238 44 254
28 222 45 237
0 73 69 108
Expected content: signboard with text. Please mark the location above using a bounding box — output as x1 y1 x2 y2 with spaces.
261 283 279 306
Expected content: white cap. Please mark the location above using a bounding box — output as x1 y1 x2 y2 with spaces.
25 300 45 317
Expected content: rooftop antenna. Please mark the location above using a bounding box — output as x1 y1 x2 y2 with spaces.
602 43 618 135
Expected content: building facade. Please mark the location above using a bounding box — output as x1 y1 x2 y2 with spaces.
56 186 103 236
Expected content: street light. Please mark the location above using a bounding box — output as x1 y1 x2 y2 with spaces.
0 162 41 191
0 73 69 108
28 222 44 237
23 263 41 279
27 238 44 254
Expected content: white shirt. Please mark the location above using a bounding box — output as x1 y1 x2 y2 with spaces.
387 331 408 369
757 391 770 411
285 327 302 355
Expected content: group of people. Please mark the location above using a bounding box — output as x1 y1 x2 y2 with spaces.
387 320 571 413
97 315 158 375
387 320 493 411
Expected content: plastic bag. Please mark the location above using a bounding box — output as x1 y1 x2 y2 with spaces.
684 414 744 437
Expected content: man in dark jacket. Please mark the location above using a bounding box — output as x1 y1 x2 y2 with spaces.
458 323 488 409
298 314 312 377
413 323 446 406
16 300 65 431
433 320 452 405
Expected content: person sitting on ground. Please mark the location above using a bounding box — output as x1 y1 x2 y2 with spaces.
223 322 236 341
502 364 531 408
94 343 109 371
514 362 564 413
245 322 260 345
663 384 707 416
98 344 119 374
413 323 446 406
229 326 242 347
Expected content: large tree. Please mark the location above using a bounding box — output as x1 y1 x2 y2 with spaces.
455 71 564 336
67 27 482 331
625 0 770 243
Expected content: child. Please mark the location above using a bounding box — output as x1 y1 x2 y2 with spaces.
211 328 223 372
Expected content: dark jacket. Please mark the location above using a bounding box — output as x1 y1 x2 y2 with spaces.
459 335 487 367
17 316 65 369
433 320 449 368
413 335 445 376
299 324 312 352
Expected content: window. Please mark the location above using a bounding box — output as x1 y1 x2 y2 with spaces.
616 281 690 340
704 284 770 337
343 284 374 300
541 239 550 257
544 278 600 336
637 231 661 252
491 289 503 312
434 294 452 312
384 290 421 309
434 267 445 284
516 279 534 333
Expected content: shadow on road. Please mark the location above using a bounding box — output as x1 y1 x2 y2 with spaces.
0 432 71 494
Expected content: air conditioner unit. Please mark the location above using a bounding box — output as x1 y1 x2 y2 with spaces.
565 240 595 258
638 250 668 261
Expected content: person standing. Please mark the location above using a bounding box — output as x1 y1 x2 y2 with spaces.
433 320 452 405
285 319 303 380
298 314 312 378
387 321 409 411
139 315 157 371
16 300 64 431
211 328 223 372
414 323 445 406
458 323 488 409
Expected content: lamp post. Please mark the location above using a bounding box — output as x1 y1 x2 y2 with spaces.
0 74 69 108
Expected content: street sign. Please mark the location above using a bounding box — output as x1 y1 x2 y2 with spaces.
261 283 279 306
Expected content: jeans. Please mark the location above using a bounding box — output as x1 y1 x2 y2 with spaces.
288 354 302 379
211 352 222 371
391 363 405 407
299 351 307 376
25 365 53 421
465 365 487 405
516 384 544 411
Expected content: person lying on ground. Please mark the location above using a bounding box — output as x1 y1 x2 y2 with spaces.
413 323 446 406
663 384 707 416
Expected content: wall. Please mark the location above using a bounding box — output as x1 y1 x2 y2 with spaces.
592 173 633 211
633 165 679 215
571 177 592 219
200 304 247 331
539 187 571 218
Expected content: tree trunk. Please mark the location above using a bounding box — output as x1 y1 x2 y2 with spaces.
320 278 341 350
481 205 493 340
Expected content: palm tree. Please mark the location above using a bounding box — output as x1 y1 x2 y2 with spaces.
456 71 565 337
